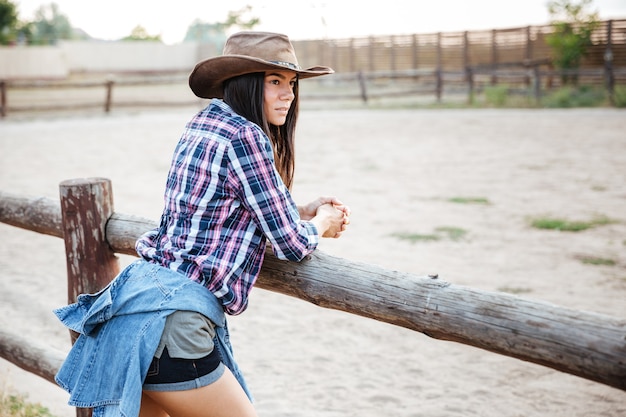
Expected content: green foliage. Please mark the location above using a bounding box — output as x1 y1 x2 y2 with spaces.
546 0 599 84
484 85 509 106
184 5 259 43
541 85 606 107
612 85 626 108
121 25 162 42
28 2 75 44
222 5 260 29
0 0 18 45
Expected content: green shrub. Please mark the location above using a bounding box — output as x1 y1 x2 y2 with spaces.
484 85 509 106
612 85 626 108
542 85 606 108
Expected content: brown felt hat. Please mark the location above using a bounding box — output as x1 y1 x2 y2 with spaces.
189 31 334 99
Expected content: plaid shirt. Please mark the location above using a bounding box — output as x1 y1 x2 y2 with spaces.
136 100 318 315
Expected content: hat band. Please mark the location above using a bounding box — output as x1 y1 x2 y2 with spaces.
270 60 301 71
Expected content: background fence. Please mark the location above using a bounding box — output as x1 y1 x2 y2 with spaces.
1 19 625 116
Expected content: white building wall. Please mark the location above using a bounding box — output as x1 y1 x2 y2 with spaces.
0 46 68 79
0 41 220 80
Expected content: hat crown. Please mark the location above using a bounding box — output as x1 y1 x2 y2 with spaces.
189 31 333 99
223 32 300 70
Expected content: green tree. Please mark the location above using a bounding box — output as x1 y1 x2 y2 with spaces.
30 2 75 44
183 5 259 44
121 25 162 42
222 5 260 30
546 0 599 85
0 0 18 45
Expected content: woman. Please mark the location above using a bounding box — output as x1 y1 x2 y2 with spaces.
54 31 349 417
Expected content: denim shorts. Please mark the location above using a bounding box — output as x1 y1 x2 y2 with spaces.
143 311 224 392
143 346 224 391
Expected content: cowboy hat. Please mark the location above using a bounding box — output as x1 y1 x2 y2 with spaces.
189 31 334 99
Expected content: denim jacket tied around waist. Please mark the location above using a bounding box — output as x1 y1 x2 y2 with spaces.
54 259 251 417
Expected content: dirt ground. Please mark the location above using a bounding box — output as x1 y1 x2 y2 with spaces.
0 105 625 417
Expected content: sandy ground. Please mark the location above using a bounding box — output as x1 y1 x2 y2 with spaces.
0 105 625 417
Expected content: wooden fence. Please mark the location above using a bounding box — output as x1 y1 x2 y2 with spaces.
0 177 624 416
295 19 626 75
1 20 625 117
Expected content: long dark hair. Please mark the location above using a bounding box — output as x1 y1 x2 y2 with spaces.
223 72 299 189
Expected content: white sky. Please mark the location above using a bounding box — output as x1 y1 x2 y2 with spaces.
14 0 626 44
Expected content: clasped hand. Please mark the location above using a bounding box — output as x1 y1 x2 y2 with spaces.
299 196 351 239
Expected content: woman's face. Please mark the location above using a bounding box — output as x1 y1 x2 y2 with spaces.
263 70 297 126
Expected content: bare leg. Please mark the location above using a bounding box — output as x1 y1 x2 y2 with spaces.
143 367 257 417
139 392 169 417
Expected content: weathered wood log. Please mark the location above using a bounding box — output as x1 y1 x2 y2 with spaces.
59 178 121 304
0 328 65 384
259 252 626 391
0 193 62 238
0 189 625 391
106 212 156 255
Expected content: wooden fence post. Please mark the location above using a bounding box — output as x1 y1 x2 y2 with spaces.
463 31 473 104
104 80 114 113
467 67 474 105
390 35 397 73
491 29 498 85
412 34 419 80
0 80 6 118
357 71 368 103
525 26 533 87
59 177 120 305
533 65 542 103
59 178 120 417
436 32 443 102
604 20 615 106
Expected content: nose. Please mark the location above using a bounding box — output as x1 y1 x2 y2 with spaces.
280 85 295 101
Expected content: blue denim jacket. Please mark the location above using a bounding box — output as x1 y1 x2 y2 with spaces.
54 260 251 417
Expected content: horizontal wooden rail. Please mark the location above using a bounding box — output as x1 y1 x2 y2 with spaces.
0 189 625 391
0 328 65 384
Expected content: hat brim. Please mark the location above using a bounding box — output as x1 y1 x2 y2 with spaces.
189 55 334 99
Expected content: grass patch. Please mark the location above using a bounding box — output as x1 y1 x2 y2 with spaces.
391 226 468 243
0 393 56 417
390 232 440 243
576 255 617 266
541 85 608 108
530 215 614 232
497 286 533 295
435 226 468 241
613 85 626 108
484 85 510 106
448 196 491 205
